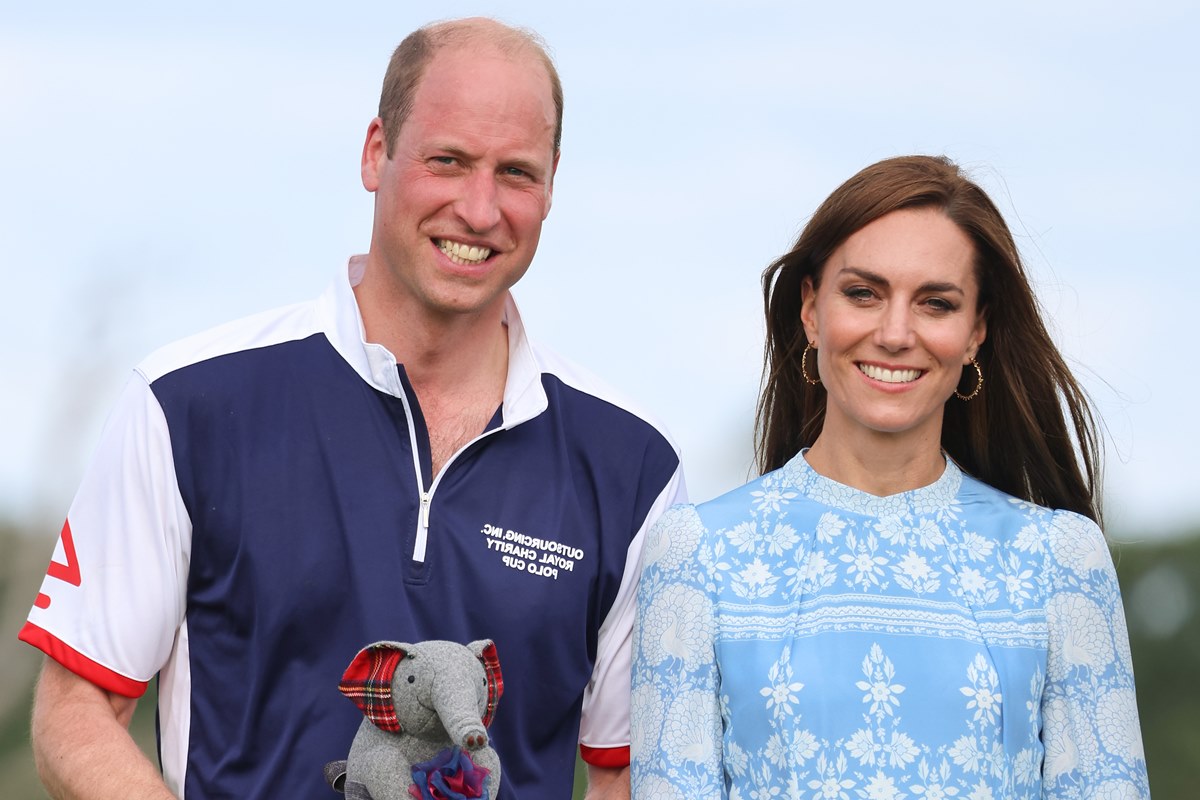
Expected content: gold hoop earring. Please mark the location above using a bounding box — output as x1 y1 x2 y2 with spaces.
955 358 983 401
801 342 820 385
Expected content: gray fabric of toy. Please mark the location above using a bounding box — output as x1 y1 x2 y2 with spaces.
325 639 503 800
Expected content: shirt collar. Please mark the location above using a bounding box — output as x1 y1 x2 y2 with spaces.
318 256 548 426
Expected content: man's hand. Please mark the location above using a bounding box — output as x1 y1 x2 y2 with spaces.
31 658 176 799
584 764 630 800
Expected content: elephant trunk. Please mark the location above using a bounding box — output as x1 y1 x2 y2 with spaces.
431 670 489 751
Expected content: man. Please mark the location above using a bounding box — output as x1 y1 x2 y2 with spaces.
21 17 684 799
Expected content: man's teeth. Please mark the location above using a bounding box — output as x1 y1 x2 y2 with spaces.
859 364 920 383
438 240 491 265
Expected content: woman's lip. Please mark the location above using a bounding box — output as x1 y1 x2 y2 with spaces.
857 363 923 384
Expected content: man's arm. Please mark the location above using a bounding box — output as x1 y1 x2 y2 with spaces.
584 764 629 800
31 658 175 800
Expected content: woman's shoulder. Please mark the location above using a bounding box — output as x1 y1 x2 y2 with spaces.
644 472 783 560
956 469 1064 524
1043 507 1114 578
690 468 792 524
958 469 1099 523
958 470 1110 563
642 502 708 575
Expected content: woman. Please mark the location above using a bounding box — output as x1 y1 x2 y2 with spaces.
632 155 1148 799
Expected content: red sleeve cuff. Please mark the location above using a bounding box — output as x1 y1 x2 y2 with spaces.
579 744 630 768
18 622 149 699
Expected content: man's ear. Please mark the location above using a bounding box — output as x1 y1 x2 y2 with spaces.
543 150 561 219
361 117 388 193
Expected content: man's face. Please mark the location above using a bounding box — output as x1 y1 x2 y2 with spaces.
361 45 559 323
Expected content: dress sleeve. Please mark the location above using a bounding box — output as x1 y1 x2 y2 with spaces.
19 371 191 697
580 461 687 767
631 504 724 800
1040 510 1150 798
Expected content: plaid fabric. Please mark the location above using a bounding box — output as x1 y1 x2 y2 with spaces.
339 644 406 732
479 641 503 728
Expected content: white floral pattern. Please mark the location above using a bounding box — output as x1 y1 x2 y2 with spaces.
632 453 1149 799
639 580 715 671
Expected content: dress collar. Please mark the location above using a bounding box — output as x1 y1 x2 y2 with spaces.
779 449 963 517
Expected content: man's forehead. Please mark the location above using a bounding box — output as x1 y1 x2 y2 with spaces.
413 46 555 127
423 41 550 88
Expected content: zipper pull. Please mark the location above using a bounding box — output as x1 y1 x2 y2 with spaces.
414 492 431 563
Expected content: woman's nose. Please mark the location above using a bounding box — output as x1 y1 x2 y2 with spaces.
875 304 916 351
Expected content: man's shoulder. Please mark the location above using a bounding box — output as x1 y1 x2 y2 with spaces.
136 300 321 384
531 340 678 451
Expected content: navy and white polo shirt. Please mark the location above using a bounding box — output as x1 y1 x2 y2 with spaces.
21 257 686 799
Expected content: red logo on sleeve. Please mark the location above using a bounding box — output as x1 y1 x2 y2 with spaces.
34 519 82 609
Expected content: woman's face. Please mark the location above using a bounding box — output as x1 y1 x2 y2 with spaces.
800 207 987 447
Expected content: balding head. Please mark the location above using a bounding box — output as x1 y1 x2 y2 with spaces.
377 17 563 157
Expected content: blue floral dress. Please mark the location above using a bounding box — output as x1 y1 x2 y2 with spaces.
631 453 1149 800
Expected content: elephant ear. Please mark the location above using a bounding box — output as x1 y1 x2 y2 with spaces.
338 641 410 733
468 639 504 728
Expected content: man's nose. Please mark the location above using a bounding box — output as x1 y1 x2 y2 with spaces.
454 170 502 233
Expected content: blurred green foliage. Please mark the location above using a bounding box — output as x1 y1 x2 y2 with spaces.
3 520 1195 798
1111 534 1200 800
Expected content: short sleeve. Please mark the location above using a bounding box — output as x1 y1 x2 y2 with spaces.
631 503 724 799
580 463 687 767
19 371 191 697
1041 510 1150 798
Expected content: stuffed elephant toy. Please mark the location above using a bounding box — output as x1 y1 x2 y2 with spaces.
325 639 504 800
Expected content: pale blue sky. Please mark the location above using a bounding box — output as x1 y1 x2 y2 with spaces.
2 1 1197 539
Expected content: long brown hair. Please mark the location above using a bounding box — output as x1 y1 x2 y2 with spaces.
755 155 1103 523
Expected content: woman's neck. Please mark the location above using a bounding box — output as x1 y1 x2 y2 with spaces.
804 428 946 497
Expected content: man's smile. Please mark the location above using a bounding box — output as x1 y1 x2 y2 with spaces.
437 238 493 265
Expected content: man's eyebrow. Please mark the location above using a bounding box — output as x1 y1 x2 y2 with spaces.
837 267 965 295
428 143 473 159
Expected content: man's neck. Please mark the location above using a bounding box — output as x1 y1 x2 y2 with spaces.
353 278 511 476
408 322 508 477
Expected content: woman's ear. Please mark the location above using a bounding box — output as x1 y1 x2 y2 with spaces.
800 276 819 345
967 305 988 361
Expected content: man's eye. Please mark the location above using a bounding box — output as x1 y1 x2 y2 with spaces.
503 167 529 178
432 156 456 166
